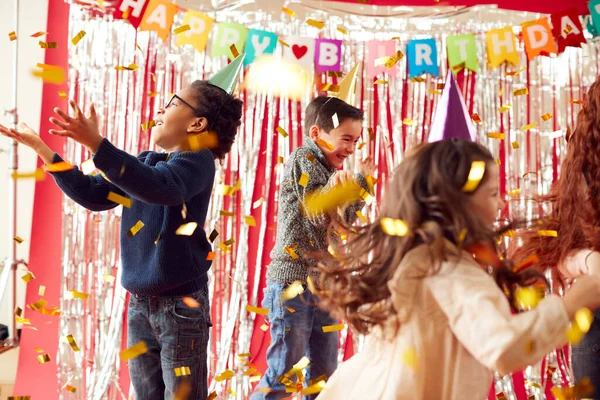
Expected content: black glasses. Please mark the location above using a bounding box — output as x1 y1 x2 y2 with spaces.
166 94 221 133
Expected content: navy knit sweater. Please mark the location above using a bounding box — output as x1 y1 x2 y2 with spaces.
50 138 215 296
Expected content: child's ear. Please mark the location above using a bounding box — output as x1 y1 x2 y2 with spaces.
188 117 208 133
308 125 320 142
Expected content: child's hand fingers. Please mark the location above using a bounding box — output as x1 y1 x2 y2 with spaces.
49 117 70 130
53 107 74 123
48 129 72 138
69 100 82 117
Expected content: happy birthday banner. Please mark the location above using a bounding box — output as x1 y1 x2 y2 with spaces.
114 0 598 78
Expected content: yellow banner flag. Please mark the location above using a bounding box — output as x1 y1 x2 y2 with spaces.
486 27 519 69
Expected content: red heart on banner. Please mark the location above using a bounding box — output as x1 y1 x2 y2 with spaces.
292 44 308 60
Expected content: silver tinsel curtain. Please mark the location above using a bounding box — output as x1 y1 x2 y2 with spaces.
57 2 598 399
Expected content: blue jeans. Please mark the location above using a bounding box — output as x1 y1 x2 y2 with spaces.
251 280 339 400
572 309 600 399
127 286 212 400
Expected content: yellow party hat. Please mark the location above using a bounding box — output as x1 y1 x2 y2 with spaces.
333 63 359 106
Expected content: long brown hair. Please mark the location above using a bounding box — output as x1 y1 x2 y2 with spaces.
510 77 600 288
317 139 545 335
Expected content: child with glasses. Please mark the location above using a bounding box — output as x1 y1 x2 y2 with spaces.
0 77 243 399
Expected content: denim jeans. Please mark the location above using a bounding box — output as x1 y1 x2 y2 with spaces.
572 309 600 399
127 286 212 400
251 280 339 400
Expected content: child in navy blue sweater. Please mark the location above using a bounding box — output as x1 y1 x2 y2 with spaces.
0 76 243 399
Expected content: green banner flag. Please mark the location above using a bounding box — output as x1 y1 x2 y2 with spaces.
446 34 478 74
211 22 248 60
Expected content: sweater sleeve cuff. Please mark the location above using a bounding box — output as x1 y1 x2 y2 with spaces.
92 138 124 177
354 173 370 193
52 153 64 163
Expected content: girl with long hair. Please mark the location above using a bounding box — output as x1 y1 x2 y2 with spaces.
314 139 600 399
511 76 600 397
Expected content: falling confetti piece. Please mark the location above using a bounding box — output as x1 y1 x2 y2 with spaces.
39 41 58 48
462 160 486 192
71 30 86 46
147 91 159 98
498 104 512 113
515 287 542 310
428 88 442 95
14 307 22 317
563 25 573 35
215 369 235 382
107 192 132 208
410 76 426 82
403 348 418 369
66 334 80 352
206 252 215 261
305 153 316 163
14 236 24 244
281 281 305 301
332 113 339 129
173 25 190 35
357 142 366 150
541 112 553 121
103 274 115 283
37 354 51 364
321 83 340 92
243 215 256 227
513 88 529 96
374 79 388 85
230 44 239 58
336 26 348 35
306 19 325 29
505 67 526 76
120 341 148 360
174 366 191 376
220 184 236 196
66 290 89 299
58 91 68 99
570 99 585 105
304 180 361 215
65 386 76 393
45 161 74 172
208 229 219 243
15 317 30 324
380 218 409 236
282 7 296 17
141 120 156 130
260 323 269 331
220 210 234 217
537 230 558 237
223 238 235 246
30 31 47 38
488 132 505 140
368 127 375 140
301 380 327 395
316 139 334 151
374 56 390 67
207 392 218 400
246 305 269 315
509 189 521 196
182 297 200 308
284 246 300 259
512 141 520 149
402 118 417 126
385 50 404 68
322 324 345 332
520 122 537 131
276 126 288 138
127 220 145 237
471 113 482 123
176 222 198 236
21 272 35 283
32 64 66 84
180 132 219 151
38 286 46 296
8 31 16 41
356 210 368 223
298 173 309 187
278 39 289 47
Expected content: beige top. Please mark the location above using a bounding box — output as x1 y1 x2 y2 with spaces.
317 243 570 400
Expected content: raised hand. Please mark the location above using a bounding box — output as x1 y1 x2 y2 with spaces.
0 122 44 150
49 100 104 153
357 155 376 177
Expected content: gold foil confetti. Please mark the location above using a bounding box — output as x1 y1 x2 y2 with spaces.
174 366 191 376
253 198 263 209
316 139 334 151
356 210 368 223
458 228 468 243
37 354 51 364
45 161 74 172
563 25 573 35
374 79 388 85
103 274 115 283
15 317 30 324
488 132 505 140
505 66 526 76
402 118 417 126
520 122 537 131
122 7 131 18
206 392 217 400
380 218 409 236
498 104 512 113
567 308 594 345
278 39 289 47
276 126 288 138
223 238 235 246
306 19 325 29
509 189 521 196
66 334 80 352
336 26 348 35
66 290 89 299
182 297 200 308
209 229 219 242
306 276 316 293
462 160 486 192
385 50 404 68
14 236 24 244
11 169 45 180
403 348 418 370
569 99 585 105
228 389 237 396
306 153 316 163
245 216 256 226
21 272 35 283
39 41 58 48
173 25 191 35
286 307 296 313
537 230 558 237
260 323 269 331
357 142 366 150
301 380 327 395
281 7 296 17
541 112 553 121
181 132 219 152
368 127 375 140
14 307 22 317
206 252 215 261
65 386 76 393
120 341 148 360
298 173 309 187
512 141 520 149
30 298 47 311
71 30 86 46
230 44 239 58
281 281 304 301
513 88 529 96
515 287 542 310
428 88 442 95
30 31 47 38
410 76 426 82
107 192 132 208
141 120 156 130
304 180 361 215
58 91 68 99
8 31 17 41
127 220 145 237
374 56 390 67
332 113 339 129
284 246 299 259
322 324 345 332
176 222 198 236
246 305 269 315
220 210 234 217
147 91 159 98
320 83 340 92
215 369 235 382
220 184 236 196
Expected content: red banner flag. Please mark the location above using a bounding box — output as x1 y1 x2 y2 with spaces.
551 8 586 53
113 0 151 29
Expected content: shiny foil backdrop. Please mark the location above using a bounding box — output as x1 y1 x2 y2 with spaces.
58 2 599 399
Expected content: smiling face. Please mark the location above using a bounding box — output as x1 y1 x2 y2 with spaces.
308 118 363 169
152 88 208 152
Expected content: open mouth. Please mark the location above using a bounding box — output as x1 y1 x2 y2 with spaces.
155 119 164 126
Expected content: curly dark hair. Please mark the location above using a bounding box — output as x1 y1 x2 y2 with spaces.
317 139 547 335
189 80 243 160
510 76 600 289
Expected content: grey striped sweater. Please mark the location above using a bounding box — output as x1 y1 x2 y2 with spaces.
267 139 369 284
